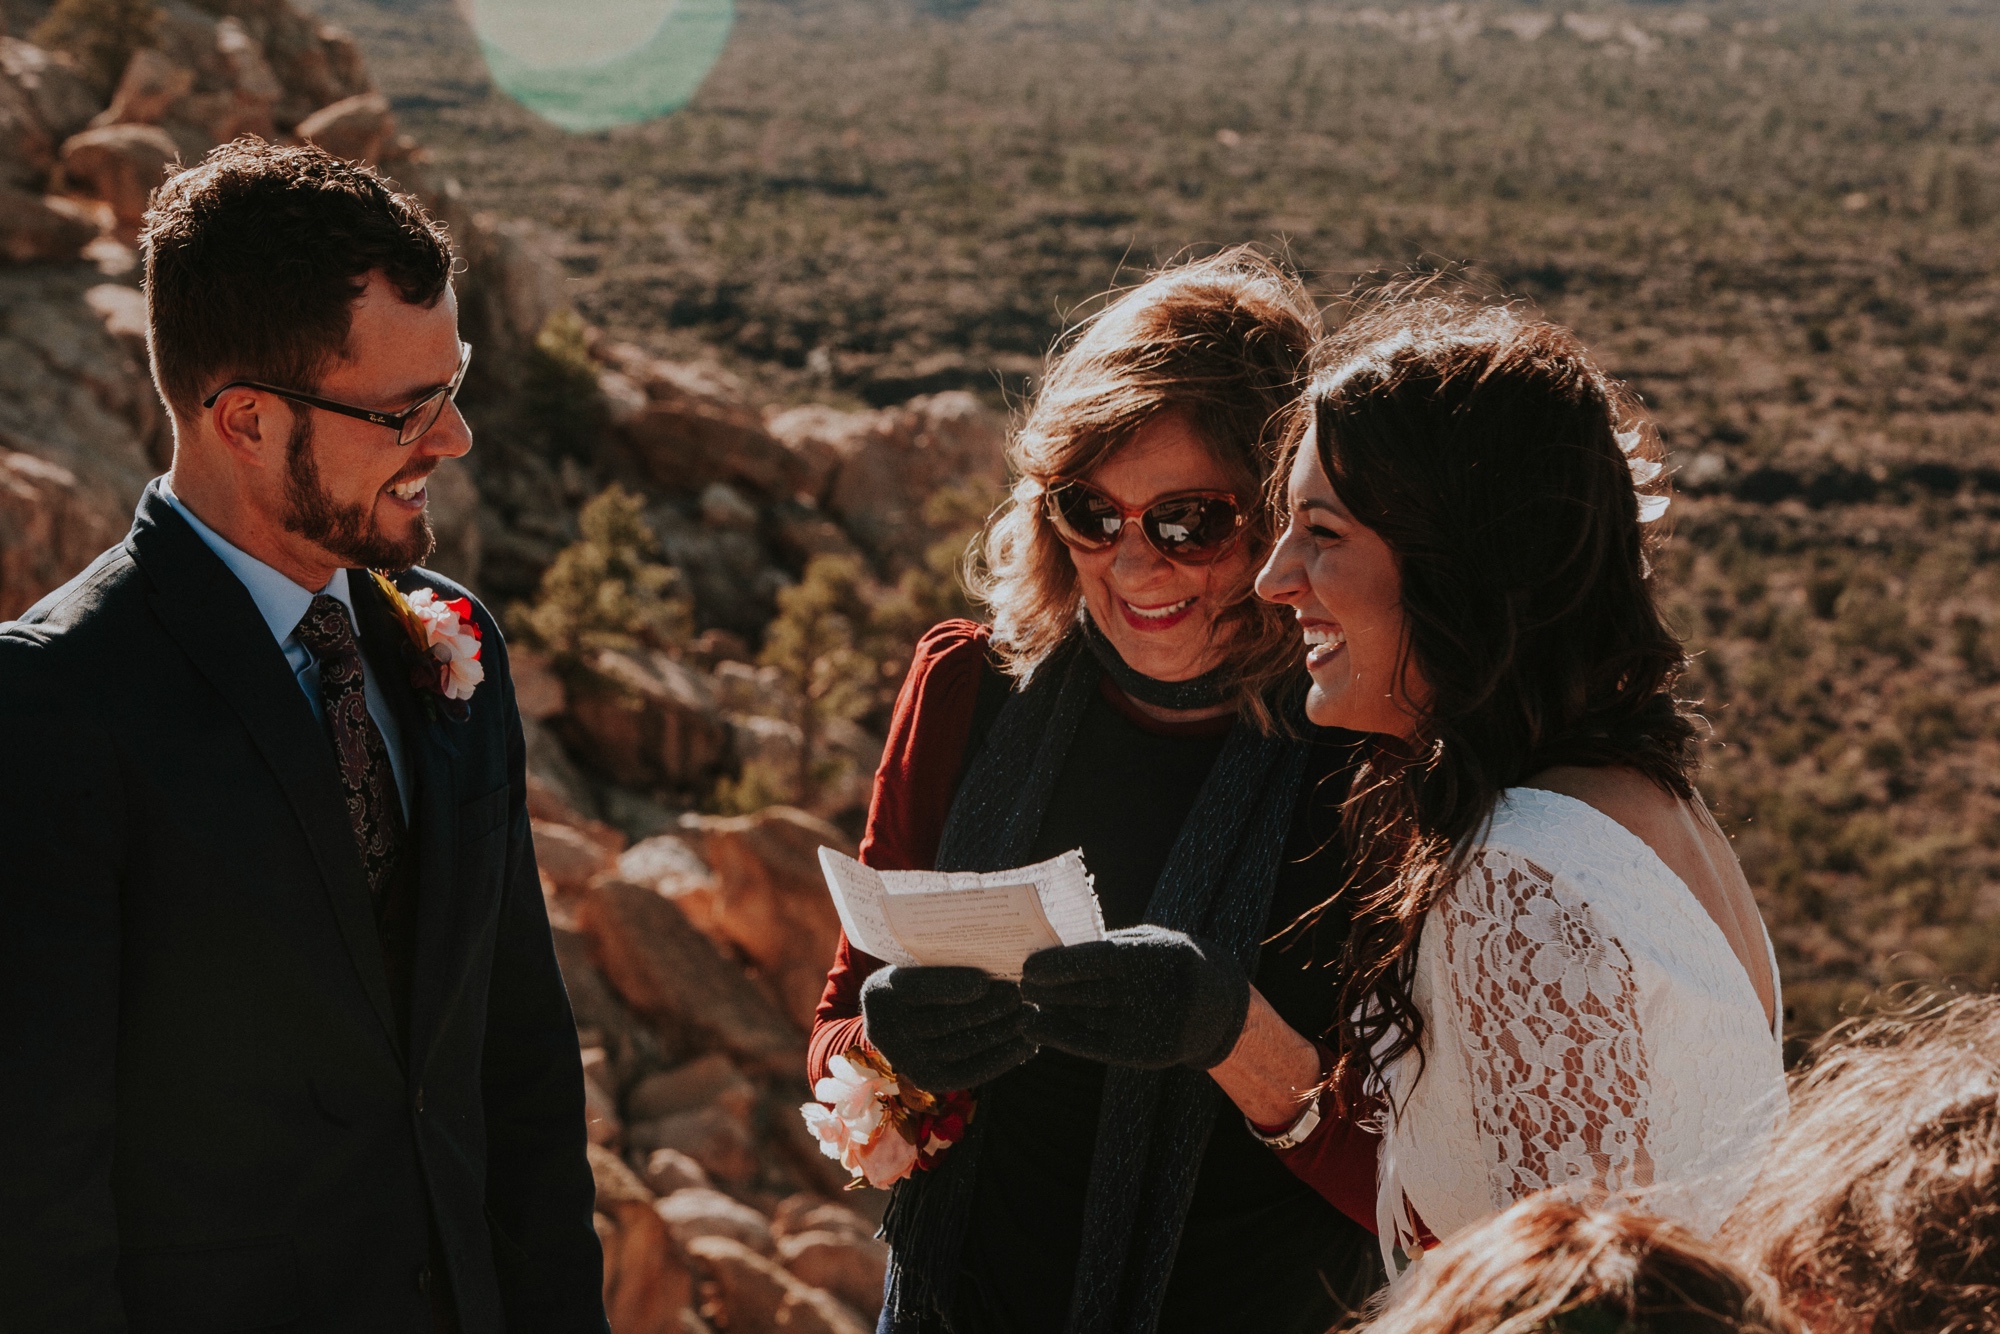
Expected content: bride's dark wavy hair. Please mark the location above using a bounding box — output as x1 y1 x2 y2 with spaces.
1298 296 1701 1101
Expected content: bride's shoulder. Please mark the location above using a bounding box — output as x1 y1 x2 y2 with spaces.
1476 780 1676 881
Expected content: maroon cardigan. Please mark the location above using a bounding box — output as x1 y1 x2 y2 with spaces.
808 619 1381 1233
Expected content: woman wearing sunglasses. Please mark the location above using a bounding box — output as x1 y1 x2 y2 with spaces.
807 249 1383 1334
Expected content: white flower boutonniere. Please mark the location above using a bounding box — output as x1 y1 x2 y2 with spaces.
368 570 485 722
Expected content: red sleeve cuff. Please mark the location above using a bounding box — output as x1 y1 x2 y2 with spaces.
1263 1049 1381 1236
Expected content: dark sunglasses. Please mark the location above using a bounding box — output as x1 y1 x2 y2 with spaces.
200 342 473 448
1043 479 1248 565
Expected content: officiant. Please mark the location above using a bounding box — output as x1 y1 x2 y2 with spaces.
807 249 1384 1334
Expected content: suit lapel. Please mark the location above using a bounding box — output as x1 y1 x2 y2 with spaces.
126 483 404 1059
351 572 464 1075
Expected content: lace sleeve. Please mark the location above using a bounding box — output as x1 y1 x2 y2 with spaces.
1438 845 1656 1209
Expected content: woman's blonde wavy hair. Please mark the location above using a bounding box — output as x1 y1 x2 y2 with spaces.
968 246 1319 729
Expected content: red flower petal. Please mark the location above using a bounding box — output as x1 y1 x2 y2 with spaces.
446 598 481 640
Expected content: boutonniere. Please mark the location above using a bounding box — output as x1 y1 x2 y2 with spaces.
799 1045 975 1189
368 570 485 723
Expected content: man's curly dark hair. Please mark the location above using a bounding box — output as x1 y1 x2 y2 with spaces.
141 138 454 423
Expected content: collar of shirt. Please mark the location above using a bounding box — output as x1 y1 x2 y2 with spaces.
160 481 411 820
160 481 362 658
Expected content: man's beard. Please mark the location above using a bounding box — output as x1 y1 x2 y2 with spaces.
282 414 435 572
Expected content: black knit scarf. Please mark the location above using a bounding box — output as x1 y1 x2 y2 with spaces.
878 636 1310 1334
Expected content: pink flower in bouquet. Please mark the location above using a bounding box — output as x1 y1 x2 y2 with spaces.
815 1052 895 1140
856 1123 919 1188
800 1102 854 1163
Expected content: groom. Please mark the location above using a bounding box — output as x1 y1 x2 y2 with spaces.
0 142 607 1332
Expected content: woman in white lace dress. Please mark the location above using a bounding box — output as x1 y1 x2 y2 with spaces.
1250 299 1786 1274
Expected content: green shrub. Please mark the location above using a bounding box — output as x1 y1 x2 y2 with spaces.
743 554 878 810
512 486 691 670
521 310 609 461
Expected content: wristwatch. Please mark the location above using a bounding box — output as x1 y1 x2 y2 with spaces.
1246 1090 1322 1151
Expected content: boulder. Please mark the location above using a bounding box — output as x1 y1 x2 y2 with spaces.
208 17 283 141
776 1230 888 1320
591 1146 696 1334
626 1053 756 1123
549 926 648 1076
647 505 787 642
617 834 712 904
95 47 196 130
769 391 1007 569
0 57 53 190
573 876 807 1075
99 1 303 151
295 90 391 167
668 807 854 1032
453 210 566 366
81 281 165 465
421 455 482 589
721 715 878 822
0 185 95 262
684 1236 869 1334
260 16 375 130
58 123 178 242
0 39 100 146
533 818 617 898
523 715 613 838
711 661 788 717
584 1069 623 1149
627 1107 757 1186
771 1198 876 1244
561 648 729 793
766 1101 866 1201
580 1045 617 1099
611 352 800 498
765 500 862 567
654 1187 772 1254
0 265 160 562
511 645 567 722
0 440 124 619
639 1147 712 1197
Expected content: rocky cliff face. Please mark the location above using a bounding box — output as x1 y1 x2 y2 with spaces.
0 4 1011 1328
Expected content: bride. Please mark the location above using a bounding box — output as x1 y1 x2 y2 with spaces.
1253 297 1785 1273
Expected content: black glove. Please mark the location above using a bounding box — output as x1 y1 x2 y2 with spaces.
859 965 1037 1092
1019 925 1251 1071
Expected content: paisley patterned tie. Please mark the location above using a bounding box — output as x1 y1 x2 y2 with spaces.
295 594 408 909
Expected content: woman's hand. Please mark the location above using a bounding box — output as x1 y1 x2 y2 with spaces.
1019 926 1251 1070
1207 989 1325 1130
860 965 1037 1092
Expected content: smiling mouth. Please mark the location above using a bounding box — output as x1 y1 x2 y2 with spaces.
1301 623 1346 667
384 473 430 505
1118 595 1198 631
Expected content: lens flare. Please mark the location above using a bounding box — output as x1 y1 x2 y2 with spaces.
464 0 733 132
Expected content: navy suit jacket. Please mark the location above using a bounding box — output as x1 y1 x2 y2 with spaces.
0 481 608 1333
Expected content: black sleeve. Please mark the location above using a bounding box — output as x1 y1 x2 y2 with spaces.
477 631 610 1332
0 643 129 1333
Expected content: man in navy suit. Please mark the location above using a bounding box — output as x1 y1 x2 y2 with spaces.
0 141 607 1332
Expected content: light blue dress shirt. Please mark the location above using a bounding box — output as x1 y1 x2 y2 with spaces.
163 483 412 820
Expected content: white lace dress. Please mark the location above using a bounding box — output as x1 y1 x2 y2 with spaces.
1374 787 1786 1273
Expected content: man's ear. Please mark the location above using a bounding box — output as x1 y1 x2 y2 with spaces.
209 388 292 468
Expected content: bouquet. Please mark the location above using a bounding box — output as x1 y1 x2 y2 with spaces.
799 1046 974 1189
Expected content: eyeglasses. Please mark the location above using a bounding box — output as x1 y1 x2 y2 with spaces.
1042 479 1248 565
200 342 473 447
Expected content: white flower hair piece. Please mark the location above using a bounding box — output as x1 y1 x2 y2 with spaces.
1617 427 1671 523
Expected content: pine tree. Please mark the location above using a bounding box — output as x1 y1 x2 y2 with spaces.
756 554 877 809
514 485 691 672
